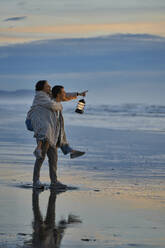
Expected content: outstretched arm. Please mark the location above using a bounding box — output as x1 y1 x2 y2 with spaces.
63 90 88 102
64 92 77 101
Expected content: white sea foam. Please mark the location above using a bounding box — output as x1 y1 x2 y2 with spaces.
1 100 165 132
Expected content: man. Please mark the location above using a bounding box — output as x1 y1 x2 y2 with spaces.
28 80 87 189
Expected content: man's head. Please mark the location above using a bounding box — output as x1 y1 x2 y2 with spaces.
52 85 66 101
35 80 51 94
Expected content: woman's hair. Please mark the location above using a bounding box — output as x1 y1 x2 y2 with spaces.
52 85 64 98
35 80 47 91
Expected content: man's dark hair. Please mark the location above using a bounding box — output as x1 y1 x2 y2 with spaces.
52 85 64 98
35 80 47 91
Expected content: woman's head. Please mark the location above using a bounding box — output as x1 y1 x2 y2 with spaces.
52 85 65 100
35 80 51 94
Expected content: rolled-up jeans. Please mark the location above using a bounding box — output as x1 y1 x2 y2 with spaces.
60 143 73 155
33 139 73 184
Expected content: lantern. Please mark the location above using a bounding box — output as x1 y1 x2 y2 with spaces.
75 99 86 114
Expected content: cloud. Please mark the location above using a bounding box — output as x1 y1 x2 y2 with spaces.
1 21 165 34
0 33 164 73
0 33 164 104
0 21 165 45
17 2 26 6
4 16 27 22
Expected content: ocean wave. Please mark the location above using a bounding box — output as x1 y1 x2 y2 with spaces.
1 101 165 132
65 103 165 118
1 100 165 118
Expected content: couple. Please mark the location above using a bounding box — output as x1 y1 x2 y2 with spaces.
26 80 87 189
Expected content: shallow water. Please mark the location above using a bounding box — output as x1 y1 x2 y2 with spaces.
0 172 165 248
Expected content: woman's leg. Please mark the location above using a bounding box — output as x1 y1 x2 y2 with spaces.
36 140 42 150
60 143 73 155
34 140 49 159
61 143 85 158
34 140 43 159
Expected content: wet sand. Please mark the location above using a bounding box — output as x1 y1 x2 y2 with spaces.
0 125 165 247
0 167 165 248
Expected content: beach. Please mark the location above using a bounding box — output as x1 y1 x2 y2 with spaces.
0 100 165 247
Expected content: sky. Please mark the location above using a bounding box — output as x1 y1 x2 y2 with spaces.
0 0 165 43
0 0 165 104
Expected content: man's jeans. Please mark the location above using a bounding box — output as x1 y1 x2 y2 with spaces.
33 141 73 184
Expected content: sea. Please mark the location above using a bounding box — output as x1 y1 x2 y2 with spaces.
0 95 165 247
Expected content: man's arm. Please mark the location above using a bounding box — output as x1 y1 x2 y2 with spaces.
64 92 78 101
63 91 88 101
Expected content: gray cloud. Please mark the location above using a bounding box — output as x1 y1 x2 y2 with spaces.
0 33 164 71
0 33 165 104
17 2 26 6
4 16 27 22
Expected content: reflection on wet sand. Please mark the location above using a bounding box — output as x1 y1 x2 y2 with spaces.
24 189 82 248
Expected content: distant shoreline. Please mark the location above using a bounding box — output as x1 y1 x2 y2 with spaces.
0 89 34 97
